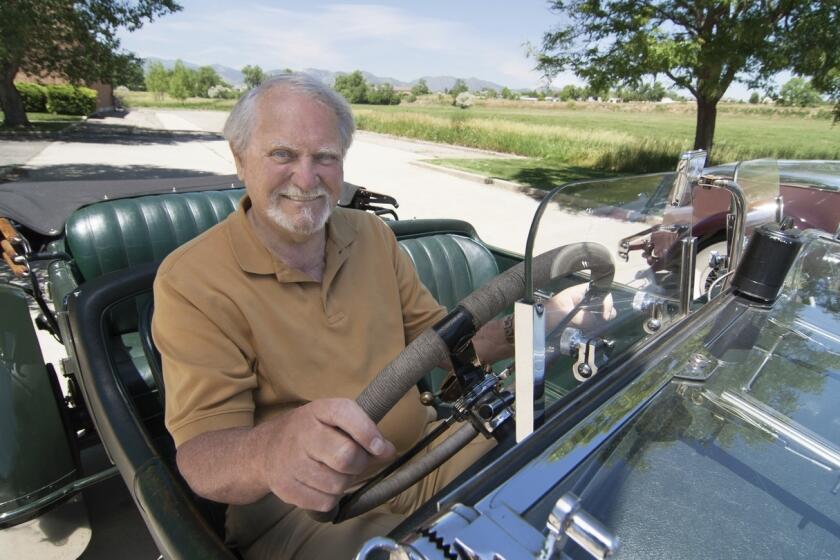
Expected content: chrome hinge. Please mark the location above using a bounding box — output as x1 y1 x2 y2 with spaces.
539 493 619 560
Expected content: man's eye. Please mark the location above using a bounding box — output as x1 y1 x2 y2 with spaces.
270 150 292 160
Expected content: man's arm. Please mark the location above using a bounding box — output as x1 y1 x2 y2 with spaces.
176 398 396 510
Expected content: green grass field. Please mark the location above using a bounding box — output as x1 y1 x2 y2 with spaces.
353 100 840 189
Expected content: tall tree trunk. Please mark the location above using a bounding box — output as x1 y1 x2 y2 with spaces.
0 61 30 128
693 96 718 160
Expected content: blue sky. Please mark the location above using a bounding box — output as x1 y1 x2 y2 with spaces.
117 1 767 98
117 0 581 88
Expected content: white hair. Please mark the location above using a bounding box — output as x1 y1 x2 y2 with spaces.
223 72 355 156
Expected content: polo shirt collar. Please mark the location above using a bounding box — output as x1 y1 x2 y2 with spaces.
227 196 357 278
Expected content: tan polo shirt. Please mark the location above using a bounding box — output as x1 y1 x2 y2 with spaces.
153 197 446 451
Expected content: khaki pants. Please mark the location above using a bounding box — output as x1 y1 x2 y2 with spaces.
226 428 495 560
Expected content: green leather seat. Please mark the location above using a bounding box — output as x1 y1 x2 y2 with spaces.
65 190 244 282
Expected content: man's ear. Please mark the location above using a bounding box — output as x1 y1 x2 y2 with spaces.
231 144 245 181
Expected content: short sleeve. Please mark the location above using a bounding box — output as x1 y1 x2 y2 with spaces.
153 264 258 447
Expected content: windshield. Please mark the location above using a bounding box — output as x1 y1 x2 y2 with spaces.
515 231 840 559
516 166 696 412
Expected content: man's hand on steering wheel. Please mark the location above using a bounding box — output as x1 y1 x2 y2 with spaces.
258 398 396 512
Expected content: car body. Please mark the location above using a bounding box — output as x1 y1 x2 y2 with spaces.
1 155 838 559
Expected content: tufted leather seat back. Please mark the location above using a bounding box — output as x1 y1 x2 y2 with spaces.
64 189 499 311
400 235 498 312
65 189 244 282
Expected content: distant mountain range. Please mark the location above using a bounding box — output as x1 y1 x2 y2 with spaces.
143 57 506 92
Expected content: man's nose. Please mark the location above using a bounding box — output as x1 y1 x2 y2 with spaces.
293 157 320 190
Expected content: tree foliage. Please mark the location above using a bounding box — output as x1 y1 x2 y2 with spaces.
241 65 265 89
113 56 146 91
144 61 228 100
145 61 169 100
0 0 181 126
449 79 469 98
168 60 192 101
778 77 823 107
333 71 368 103
367 83 400 105
411 79 430 96
193 66 225 97
535 1 840 158
333 71 400 105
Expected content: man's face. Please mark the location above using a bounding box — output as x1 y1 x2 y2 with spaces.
234 88 344 239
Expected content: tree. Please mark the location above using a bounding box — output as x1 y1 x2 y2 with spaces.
241 65 265 89
454 92 475 109
411 79 430 96
113 55 146 91
778 2 840 121
168 60 192 102
0 0 180 127
749 92 761 105
333 71 368 104
193 66 225 98
535 1 840 159
449 79 469 98
500 86 515 100
367 83 400 105
145 61 169 101
778 77 823 107
558 84 585 101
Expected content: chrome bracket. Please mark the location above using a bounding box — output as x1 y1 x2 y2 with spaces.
679 236 698 314
573 340 599 382
514 299 546 442
539 493 620 560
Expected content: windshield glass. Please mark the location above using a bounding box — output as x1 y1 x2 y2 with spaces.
517 168 695 408
518 232 840 559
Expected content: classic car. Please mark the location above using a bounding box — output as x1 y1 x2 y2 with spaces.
1 153 838 559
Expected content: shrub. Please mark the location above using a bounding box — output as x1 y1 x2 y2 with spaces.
208 84 237 99
45 85 97 115
15 82 48 112
455 92 474 109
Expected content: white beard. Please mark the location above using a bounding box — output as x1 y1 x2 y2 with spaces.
266 185 334 236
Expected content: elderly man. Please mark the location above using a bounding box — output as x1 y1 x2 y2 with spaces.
153 73 612 559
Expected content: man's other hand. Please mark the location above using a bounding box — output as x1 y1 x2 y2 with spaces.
259 398 396 512
546 283 616 330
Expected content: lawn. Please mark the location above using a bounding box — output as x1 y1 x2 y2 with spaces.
0 112 84 132
353 100 840 189
120 90 237 110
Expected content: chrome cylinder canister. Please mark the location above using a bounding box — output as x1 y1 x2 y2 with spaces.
0 285 78 525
